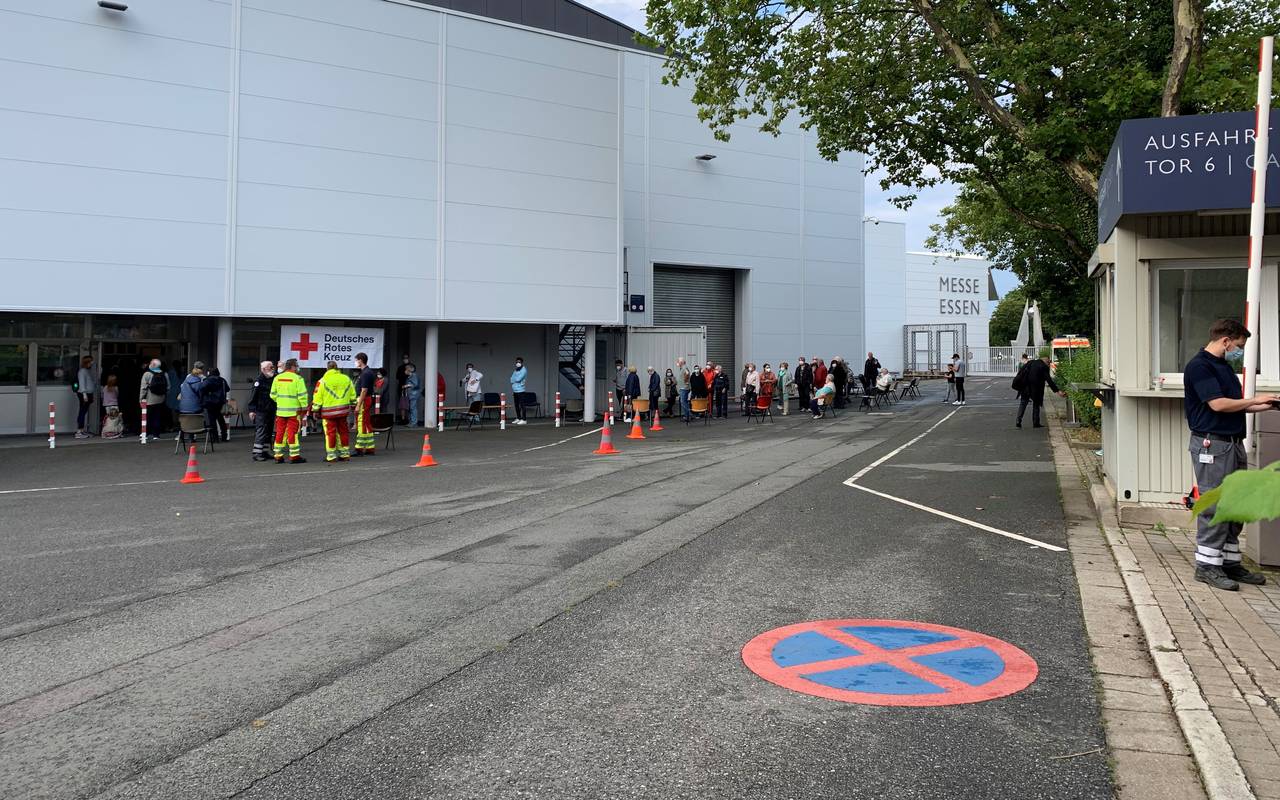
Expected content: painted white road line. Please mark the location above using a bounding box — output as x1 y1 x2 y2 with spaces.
847 408 960 482
521 427 604 452
0 479 172 496
845 483 1066 552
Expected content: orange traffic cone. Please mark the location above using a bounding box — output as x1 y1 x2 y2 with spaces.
593 422 619 455
412 433 438 467
180 445 205 484
626 415 646 440
650 408 664 432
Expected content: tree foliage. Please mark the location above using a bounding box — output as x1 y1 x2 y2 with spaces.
989 287 1027 346
640 0 1280 326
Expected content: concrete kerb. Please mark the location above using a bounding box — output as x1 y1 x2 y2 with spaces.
1048 408 1255 800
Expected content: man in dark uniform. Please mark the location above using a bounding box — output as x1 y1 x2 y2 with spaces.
1015 349 1064 428
1183 318 1279 591
246 360 277 461
353 352 378 456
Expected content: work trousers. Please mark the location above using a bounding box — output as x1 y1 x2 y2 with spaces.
647 391 659 421
1016 396 1042 427
273 415 302 461
1189 434 1247 568
714 389 728 418
253 410 275 457
355 397 376 453
322 417 351 461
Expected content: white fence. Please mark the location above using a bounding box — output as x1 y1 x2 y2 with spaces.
967 347 1039 376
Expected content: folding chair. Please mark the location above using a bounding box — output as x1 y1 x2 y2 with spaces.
822 393 838 417
631 397 650 422
482 392 501 420
371 412 395 451
519 391 541 419
455 400 485 431
687 397 711 425
175 413 213 454
857 377 876 411
899 377 920 401
747 395 773 423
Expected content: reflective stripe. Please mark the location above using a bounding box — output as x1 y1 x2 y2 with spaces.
1196 553 1225 565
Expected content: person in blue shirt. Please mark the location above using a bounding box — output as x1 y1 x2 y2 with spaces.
1183 318 1279 591
510 357 529 425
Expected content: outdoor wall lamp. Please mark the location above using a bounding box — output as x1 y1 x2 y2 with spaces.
98 1 128 11
694 154 716 161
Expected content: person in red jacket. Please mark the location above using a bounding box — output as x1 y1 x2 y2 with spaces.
702 363 716 394
813 357 828 388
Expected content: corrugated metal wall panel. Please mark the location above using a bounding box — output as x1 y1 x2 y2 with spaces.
653 266 736 380
1134 397 1195 502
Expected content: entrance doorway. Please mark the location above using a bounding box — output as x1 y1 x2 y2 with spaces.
97 341 189 434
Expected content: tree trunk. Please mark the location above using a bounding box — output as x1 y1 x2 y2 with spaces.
1162 0 1204 117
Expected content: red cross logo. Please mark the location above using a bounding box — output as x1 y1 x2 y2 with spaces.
290 333 319 360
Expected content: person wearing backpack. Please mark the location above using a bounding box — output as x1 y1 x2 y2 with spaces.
202 367 231 442
139 359 168 442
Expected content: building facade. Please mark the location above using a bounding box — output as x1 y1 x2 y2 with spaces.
0 0 864 432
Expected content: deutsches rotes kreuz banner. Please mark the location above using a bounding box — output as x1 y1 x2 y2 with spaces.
279 325 384 370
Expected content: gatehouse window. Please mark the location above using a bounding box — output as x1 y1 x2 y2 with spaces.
1152 261 1278 379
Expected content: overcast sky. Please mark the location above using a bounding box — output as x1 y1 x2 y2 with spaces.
579 0 1018 298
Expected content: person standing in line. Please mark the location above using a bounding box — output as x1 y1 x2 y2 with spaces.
75 355 98 439
712 365 730 418
437 370 446 414
403 362 421 427
776 361 791 415
760 364 777 406
830 357 848 408
744 363 760 414
663 368 678 416
623 365 641 422
395 354 412 423
794 357 812 412
613 359 628 421
176 362 205 448
1183 319 1279 591
510 356 530 425
689 364 709 411
646 366 660 422
702 363 717 396
269 358 309 464
313 359 356 463
738 363 751 414
353 353 378 456
1015 349 1065 429
247 360 277 461
463 363 483 403
813 357 827 390
951 352 968 406
676 357 691 421
863 352 880 393
139 359 168 442
202 367 231 442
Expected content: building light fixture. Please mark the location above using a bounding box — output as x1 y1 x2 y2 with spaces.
98 1 128 10
694 153 716 161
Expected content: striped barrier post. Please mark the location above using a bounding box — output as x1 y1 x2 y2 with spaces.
555 391 561 428
500 393 507 431
437 392 444 433
607 393 615 427
140 400 148 445
48 402 56 449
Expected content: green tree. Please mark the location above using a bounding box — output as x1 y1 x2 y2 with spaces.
989 287 1027 346
641 0 1280 324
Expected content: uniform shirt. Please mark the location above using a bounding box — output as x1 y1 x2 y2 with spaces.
247 373 276 413
1183 348 1245 436
355 367 377 399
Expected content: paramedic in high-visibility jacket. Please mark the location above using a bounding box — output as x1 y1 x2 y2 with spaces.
269 358 309 464
312 360 356 463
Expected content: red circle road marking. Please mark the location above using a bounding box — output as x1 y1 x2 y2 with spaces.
741 618 1038 707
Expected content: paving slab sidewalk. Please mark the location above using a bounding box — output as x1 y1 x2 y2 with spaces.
1051 405 1280 800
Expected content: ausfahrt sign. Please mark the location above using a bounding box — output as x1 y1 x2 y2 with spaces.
279 325 384 370
1098 109 1280 242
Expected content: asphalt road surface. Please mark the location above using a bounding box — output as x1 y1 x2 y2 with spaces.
0 379 1112 799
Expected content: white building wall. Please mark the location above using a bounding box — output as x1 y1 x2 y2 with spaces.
904 251 992 353
863 221 907 373
621 53 864 365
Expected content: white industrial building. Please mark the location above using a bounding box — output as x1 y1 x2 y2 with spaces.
862 221 993 374
0 0 867 433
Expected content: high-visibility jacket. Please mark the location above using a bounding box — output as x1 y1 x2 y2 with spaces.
312 368 355 418
269 371 308 418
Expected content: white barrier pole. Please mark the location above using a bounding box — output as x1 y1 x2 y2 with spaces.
607 393 615 427
437 392 444 433
500 392 507 431
555 391 562 428
48 402 55 449
1245 35 1273 451
140 400 148 445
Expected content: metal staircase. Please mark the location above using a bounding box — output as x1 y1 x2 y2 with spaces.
557 324 587 395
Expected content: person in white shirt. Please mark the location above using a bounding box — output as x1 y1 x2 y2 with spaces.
463 363 483 423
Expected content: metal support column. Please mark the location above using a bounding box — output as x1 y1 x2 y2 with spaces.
583 325 597 423
424 322 439 428
216 318 233 380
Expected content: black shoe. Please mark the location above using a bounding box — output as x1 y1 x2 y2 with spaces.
290 457 307 464
1224 564 1267 585
1195 565 1240 591
1032 424 1044 428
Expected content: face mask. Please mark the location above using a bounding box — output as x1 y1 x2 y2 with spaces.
1226 348 1245 363
515 362 523 368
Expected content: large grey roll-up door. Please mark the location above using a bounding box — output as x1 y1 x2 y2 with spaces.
653 266 736 381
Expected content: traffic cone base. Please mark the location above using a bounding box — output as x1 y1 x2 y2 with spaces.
180 445 205 484
593 423 619 455
413 433 439 467
626 417 646 440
